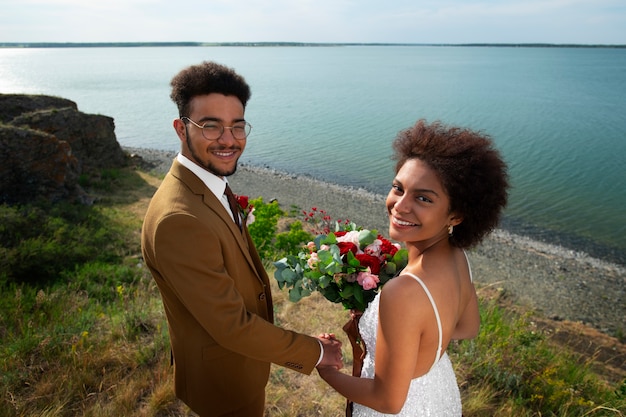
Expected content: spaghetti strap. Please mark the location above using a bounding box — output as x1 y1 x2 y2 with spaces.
463 250 473 283
403 272 443 372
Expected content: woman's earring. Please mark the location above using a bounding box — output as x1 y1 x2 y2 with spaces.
448 225 454 236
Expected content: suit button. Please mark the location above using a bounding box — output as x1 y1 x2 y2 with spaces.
259 293 266 300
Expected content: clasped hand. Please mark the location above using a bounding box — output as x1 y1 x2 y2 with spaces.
317 333 344 370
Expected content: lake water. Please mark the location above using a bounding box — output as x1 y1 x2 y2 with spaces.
1 45 625 265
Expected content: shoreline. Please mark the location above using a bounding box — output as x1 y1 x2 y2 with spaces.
126 148 626 267
126 147 625 338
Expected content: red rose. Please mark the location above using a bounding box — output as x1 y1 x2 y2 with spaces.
336 241 358 256
333 231 348 238
379 237 398 256
236 195 249 210
355 253 381 275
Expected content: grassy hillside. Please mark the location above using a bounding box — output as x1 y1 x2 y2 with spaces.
0 165 623 416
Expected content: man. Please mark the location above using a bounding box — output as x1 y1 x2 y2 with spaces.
141 61 342 416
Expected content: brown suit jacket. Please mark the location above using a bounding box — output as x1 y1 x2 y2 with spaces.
141 159 320 416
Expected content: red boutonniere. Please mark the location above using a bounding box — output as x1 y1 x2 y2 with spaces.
235 194 255 225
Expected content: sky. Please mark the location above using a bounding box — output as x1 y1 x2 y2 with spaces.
1 0 625 45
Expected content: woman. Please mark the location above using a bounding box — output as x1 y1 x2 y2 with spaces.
317 119 509 416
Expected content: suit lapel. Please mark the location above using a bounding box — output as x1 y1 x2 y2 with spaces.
170 160 264 282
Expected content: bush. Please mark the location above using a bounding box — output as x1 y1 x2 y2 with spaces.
247 197 286 263
0 201 128 286
275 220 313 257
247 199 314 265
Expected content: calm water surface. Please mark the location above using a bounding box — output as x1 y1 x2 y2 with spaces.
1 46 624 265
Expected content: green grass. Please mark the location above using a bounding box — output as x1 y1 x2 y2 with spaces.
0 165 623 416
449 299 625 416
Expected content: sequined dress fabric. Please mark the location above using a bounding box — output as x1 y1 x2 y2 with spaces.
352 291 462 416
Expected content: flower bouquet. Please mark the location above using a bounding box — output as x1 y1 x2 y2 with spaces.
274 215 408 385
273 222 408 312
274 210 407 415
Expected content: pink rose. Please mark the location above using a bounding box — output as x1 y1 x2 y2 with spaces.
307 252 319 268
357 270 380 290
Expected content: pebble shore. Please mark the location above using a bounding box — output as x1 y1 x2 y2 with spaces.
126 147 625 338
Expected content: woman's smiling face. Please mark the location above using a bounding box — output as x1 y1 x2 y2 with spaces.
386 158 460 246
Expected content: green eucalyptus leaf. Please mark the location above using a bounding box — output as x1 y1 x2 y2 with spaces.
281 268 297 284
318 274 333 288
321 233 339 245
358 229 377 247
393 248 409 268
289 287 303 302
273 258 288 270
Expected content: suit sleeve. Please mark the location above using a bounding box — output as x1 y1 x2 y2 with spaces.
151 211 321 374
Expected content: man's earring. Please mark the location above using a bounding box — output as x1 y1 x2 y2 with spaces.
448 225 454 236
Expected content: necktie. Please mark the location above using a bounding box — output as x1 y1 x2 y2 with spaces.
224 183 242 230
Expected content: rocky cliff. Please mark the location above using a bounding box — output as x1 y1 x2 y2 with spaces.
0 94 128 204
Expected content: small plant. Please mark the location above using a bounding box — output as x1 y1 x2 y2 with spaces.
301 206 352 235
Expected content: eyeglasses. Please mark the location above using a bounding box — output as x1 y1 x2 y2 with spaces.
181 117 252 141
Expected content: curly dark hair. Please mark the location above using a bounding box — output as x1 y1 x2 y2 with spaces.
170 61 251 118
392 119 509 249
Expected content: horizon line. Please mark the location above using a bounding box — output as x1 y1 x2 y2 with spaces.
1 41 625 48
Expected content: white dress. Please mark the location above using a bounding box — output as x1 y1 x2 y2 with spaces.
352 269 468 416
